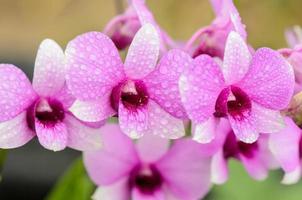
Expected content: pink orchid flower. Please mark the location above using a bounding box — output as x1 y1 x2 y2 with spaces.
104 0 175 51
84 124 211 200
185 0 247 58
269 117 302 184
279 26 302 93
66 24 190 139
180 31 294 144
0 39 102 151
209 119 276 184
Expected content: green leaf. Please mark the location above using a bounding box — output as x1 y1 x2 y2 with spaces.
45 157 95 200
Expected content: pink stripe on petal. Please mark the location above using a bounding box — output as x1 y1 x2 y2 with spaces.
33 39 65 97
124 24 160 79
69 97 115 122
269 117 301 173
0 111 35 149
35 120 68 151
84 124 139 185
64 114 103 151
179 55 225 123
156 139 211 200
145 49 192 119
119 101 149 138
92 178 130 200
211 150 229 184
147 101 185 139
239 47 295 110
0 64 37 122
65 32 124 101
222 31 251 84
136 133 169 163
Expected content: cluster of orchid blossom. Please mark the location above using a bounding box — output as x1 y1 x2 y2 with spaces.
0 0 301 199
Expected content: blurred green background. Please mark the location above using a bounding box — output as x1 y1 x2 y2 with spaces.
0 0 302 199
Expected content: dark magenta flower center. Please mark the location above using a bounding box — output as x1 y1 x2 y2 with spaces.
129 164 163 194
223 131 259 159
27 98 65 130
110 80 149 112
214 86 252 120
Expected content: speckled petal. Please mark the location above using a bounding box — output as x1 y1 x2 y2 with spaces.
269 117 301 173
211 150 229 184
83 124 139 185
35 120 68 151
65 32 124 101
179 55 225 123
0 111 35 148
0 64 37 122
192 117 219 143
145 49 192 119
136 133 169 163
252 103 285 134
65 114 103 151
148 100 185 139
92 179 130 200
54 84 75 109
69 97 115 122
118 102 149 138
222 31 251 84
228 113 259 143
33 39 65 97
156 139 211 200
239 47 294 110
124 23 160 79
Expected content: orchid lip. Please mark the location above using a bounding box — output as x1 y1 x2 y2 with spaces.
110 79 149 112
214 86 252 121
223 131 259 160
129 164 163 195
26 98 65 130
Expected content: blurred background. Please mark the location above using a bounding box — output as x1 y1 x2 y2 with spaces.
0 0 302 199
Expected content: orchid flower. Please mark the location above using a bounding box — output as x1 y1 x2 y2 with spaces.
0 39 102 151
84 124 211 200
66 24 191 139
180 31 294 144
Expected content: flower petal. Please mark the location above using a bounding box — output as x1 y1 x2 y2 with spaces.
0 64 37 122
35 120 68 151
132 188 165 200
211 150 229 184
136 133 169 163
124 23 160 79
65 31 124 101
0 111 35 148
64 114 103 151
92 178 130 200
179 55 225 123
69 97 115 122
192 117 219 143
252 103 285 134
118 102 149 138
269 117 301 172
148 100 185 139
33 39 65 96
282 165 301 185
145 49 192 119
54 84 75 109
222 31 251 84
240 154 268 181
228 113 259 143
239 47 294 110
83 124 139 185
156 139 211 200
